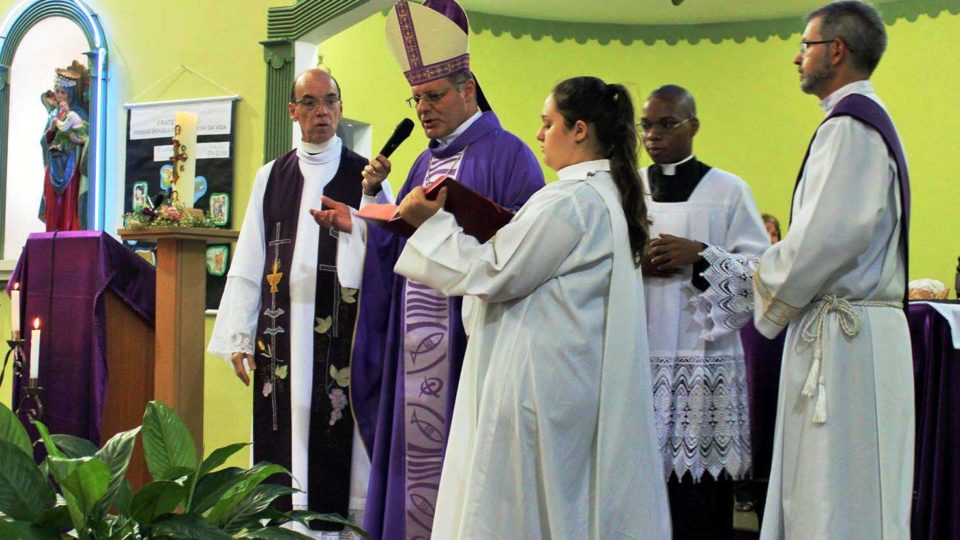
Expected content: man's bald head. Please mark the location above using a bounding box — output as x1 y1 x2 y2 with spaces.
288 69 343 144
647 85 696 119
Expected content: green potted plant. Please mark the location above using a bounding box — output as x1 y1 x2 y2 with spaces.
0 400 366 539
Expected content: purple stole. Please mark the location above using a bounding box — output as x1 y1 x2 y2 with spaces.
791 93 911 307
253 146 365 524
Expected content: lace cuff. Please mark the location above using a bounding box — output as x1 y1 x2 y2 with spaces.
208 276 261 360
688 246 759 341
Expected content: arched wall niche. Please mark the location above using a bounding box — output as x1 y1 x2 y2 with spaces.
0 0 107 259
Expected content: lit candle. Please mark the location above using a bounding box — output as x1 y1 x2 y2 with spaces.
29 317 40 380
10 282 19 338
173 111 198 208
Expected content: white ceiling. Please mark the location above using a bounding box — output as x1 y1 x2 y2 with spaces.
457 0 897 25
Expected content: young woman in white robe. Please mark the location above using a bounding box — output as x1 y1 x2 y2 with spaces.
392 77 671 539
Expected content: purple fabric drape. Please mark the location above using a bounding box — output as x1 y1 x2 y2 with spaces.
743 301 959 539
909 301 960 540
8 231 155 446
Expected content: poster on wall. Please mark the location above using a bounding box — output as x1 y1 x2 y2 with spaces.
124 97 237 310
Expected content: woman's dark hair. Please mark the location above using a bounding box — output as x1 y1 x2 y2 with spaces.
552 76 649 266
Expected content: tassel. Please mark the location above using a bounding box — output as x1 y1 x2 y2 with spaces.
802 357 820 397
812 383 827 424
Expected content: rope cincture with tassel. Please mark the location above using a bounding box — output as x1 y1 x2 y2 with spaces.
798 294 901 424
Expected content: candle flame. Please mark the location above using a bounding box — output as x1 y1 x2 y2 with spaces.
33 317 40 330
12 282 18 290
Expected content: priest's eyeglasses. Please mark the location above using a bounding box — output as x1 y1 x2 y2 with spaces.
637 117 693 134
407 87 452 108
292 96 342 110
798 38 849 55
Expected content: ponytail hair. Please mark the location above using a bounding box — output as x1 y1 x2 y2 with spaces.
552 76 649 266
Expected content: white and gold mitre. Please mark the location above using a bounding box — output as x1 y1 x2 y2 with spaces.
385 0 470 86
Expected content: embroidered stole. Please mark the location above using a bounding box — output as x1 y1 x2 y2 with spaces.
253 146 365 524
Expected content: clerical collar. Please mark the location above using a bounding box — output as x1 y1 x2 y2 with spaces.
297 136 341 165
656 154 695 176
557 159 610 181
820 80 876 114
432 110 482 150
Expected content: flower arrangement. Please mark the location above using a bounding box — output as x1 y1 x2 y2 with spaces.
123 191 219 230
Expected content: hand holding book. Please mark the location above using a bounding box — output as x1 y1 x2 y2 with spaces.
355 176 515 243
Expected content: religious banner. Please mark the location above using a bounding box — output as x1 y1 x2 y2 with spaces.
123 97 237 309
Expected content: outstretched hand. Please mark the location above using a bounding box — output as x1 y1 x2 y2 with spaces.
310 195 353 233
398 186 447 228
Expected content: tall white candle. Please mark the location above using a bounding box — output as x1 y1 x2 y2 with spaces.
10 283 19 337
29 317 40 380
174 111 198 208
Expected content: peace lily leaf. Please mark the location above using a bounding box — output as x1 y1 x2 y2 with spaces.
220 484 298 534
0 439 56 521
150 512 233 540
92 427 140 515
128 480 186 526
31 420 65 459
142 401 197 480
189 466 245 515
0 520 60 540
48 455 111 533
0 402 32 457
207 462 288 526
50 434 98 458
238 527 314 539
289 509 369 536
315 316 332 334
198 442 251 479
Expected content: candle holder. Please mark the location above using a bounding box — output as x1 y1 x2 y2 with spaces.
16 377 44 422
1 333 24 389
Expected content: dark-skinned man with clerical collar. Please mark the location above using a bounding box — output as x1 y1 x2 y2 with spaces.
639 84 769 539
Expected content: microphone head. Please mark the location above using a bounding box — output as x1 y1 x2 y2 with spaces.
396 118 415 139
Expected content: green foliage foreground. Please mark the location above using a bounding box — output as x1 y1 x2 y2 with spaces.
0 400 367 539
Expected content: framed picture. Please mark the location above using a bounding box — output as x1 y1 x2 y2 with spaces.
209 192 229 226
132 181 148 211
206 245 229 276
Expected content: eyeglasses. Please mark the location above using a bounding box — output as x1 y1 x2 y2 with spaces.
798 39 836 55
406 87 454 108
292 96 341 110
637 117 693 134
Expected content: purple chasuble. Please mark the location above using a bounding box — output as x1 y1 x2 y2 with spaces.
791 93 911 307
253 146 365 526
351 111 544 539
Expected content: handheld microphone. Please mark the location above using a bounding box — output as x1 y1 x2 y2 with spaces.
378 118 415 158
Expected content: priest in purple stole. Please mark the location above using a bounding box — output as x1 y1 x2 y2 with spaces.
314 2 544 537
210 69 390 534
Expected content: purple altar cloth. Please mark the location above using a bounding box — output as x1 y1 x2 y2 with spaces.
8 231 155 445
908 300 960 540
742 301 960 538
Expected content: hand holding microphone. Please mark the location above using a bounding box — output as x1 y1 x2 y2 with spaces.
363 118 415 196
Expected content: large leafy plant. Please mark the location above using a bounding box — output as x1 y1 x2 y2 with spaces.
0 400 365 539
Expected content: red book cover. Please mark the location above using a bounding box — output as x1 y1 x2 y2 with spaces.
356 176 514 243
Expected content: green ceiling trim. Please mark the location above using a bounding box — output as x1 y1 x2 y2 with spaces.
466 0 959 46
261 39 295 163
267 0 370 41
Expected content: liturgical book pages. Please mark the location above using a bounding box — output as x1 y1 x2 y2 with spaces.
357 176 514 243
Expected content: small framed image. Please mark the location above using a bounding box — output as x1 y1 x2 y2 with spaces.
132 181 148 211
209 192 229 226
206 245 229 276
159 164 174 190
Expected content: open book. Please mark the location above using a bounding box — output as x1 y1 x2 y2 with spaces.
356 176 514 243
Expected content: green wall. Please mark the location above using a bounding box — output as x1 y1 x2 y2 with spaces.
0 1 957 470
321 3 960 289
